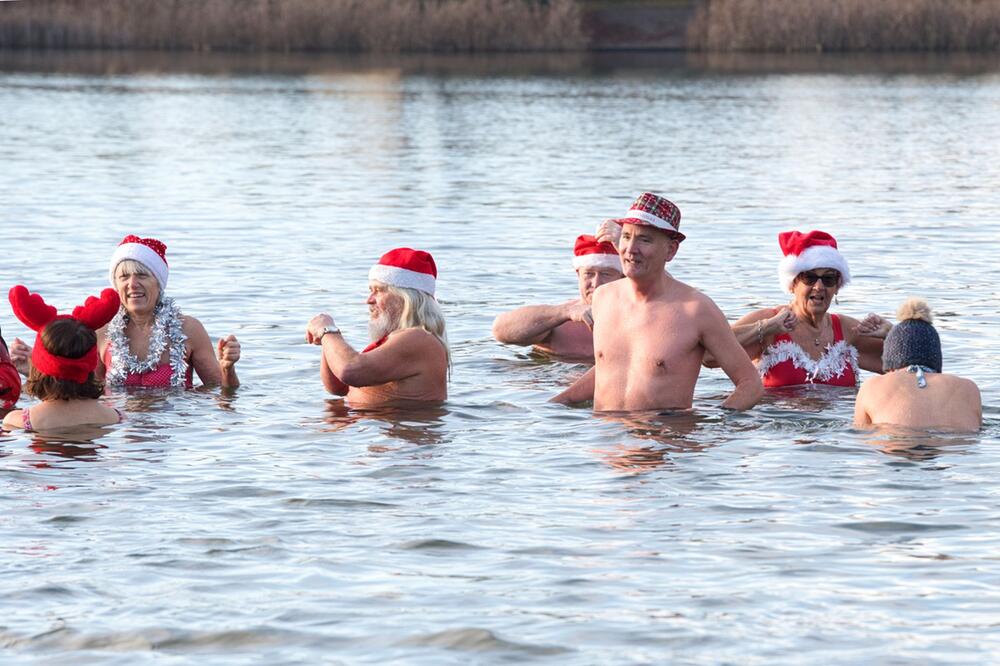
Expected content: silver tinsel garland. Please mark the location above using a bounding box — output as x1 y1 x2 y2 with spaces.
105 297 188 387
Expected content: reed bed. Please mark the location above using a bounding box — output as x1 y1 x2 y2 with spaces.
688 0 1000 51
0 0 585 52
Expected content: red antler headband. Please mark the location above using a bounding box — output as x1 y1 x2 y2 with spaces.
8 286 121 384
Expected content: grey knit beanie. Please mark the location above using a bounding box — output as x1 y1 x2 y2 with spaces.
882 298 942 373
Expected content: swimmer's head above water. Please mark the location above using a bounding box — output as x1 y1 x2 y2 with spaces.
572 234 622 304
882 298 942 373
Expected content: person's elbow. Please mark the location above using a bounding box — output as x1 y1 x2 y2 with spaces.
727 373 763 410
321 371 349 395
491 316 514 344
337 362 367 388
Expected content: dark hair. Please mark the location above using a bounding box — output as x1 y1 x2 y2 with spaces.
25 318 105 401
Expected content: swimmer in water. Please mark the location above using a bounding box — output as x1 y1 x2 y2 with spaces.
492 234 623 361
306 248 449 407
553 193 762 411
9 235 242 389
3 286 123 432
703 230 892 387
854 298 981 431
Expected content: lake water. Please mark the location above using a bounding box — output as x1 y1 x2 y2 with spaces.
1 50 999 664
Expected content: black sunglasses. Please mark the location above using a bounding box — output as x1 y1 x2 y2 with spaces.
798 271 839 288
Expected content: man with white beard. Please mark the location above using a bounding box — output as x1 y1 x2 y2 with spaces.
306 248 449 406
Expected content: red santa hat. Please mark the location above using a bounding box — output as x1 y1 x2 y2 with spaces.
613 192 685 242
368 248 437 296
777 230 851 292
108 235 169 291
572 235 622 272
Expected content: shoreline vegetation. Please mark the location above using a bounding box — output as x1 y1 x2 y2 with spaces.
0 0 586 52
0 0 998 53
687 0 1000 52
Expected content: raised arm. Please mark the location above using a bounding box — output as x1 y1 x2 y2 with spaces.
307 312 437 389
319 352 349 395
185 316 241 388
847 313 891 374
703 306 793 368
492 301 590 346
699 298 763 410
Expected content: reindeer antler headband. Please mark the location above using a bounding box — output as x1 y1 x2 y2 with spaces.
8 286 121 384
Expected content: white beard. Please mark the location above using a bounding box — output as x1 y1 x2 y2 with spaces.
368 310 398 343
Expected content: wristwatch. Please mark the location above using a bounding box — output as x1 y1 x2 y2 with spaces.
319 325 341 340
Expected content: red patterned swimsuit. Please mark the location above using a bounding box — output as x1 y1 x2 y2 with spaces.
758 314 859 387
103 347 194 389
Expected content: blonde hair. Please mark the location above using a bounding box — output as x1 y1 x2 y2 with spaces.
384 284 451 371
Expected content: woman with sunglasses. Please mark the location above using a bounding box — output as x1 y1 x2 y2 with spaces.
707 230 890 387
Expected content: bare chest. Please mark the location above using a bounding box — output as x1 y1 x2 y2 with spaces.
594 302 701 368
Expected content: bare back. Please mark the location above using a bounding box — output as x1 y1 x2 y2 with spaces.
591 278 708 411
855 371 981 432
345 328 448 408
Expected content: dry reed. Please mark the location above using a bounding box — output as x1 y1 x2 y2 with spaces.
688 0 1000 51
0 0 585 52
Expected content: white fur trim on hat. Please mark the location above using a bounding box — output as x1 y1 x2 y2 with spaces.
109 243 169 291
778 245 851 293
369 264 436 296
621 209 682 235
572 254 622 272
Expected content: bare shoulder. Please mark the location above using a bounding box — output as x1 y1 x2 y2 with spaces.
595 279 627 299
181 314 207 335
592 279 625 310
678 282 723 314
947 374 981 397
859 373 889 391
387 327 444 352
2 409 23 429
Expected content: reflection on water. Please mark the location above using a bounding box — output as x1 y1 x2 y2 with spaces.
594 410 712 473
860 427 980 462
322 400 448 448
0 50 998 664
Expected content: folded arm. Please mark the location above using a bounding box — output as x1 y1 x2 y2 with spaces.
492 301 588 346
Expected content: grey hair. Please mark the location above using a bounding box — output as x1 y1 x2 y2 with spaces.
113 259 154 280
113 259 163 305
384 284 451 372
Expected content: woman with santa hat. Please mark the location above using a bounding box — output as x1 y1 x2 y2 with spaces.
705 230 891 387
9 235 241 389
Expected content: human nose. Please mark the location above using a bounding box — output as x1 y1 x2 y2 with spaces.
366 293 376 305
